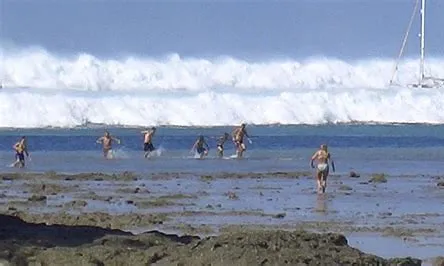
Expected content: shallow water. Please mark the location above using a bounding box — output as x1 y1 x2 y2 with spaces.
1 124 444 261
1 171 443 261
2 124 444 176
347 234 443 265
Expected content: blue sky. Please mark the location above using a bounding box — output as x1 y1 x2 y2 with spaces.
1 0 444 59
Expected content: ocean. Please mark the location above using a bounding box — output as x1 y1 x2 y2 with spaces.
1 124 444 176
2 48 444 128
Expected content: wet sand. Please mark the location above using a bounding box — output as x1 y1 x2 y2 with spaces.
1 171 443 265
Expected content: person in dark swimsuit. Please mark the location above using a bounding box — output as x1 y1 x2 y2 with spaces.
13 136 28 168
141 127 156 158
191 135 209 159
216 132 230 158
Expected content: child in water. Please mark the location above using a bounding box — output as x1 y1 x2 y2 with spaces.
191 135 209 159
216 132 230 158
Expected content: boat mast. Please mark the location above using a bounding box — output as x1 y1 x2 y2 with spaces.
419 0 426 87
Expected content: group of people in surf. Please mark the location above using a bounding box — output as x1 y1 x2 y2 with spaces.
95 123 252 160
11 123 251 166
11 123 335 194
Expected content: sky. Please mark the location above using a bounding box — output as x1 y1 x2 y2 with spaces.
1 0 444 60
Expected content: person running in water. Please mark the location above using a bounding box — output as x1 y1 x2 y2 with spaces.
232 123 251 158
191 135 209 159
310 144 335 194
141 127 156 158
12 136 29 168
96 131 121 159
216 132 230 158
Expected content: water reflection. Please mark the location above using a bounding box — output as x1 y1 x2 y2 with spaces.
315 193 328 213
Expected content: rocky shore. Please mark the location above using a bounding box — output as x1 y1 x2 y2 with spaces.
0 214 422 266
1 171 443 265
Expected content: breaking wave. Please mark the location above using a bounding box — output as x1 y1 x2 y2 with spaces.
1 46 444 128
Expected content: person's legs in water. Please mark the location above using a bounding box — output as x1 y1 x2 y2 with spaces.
316 170 323 193
196 147 206 159
14 152 25 168
316 163 329 193
217 145 224 158
240 142 246 156
236 140 245 158
144 143 155 158
103 148 113 159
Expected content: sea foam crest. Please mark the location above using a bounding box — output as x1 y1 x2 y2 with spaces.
1 46 444 128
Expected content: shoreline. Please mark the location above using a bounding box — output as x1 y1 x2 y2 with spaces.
1 171 443 264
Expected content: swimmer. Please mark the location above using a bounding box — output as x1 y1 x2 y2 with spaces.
191 135 209 159
216 132 230 158
12 136 29 168
310 144 335 194
141 127 156 158
232 123 251 158
96 130 121 159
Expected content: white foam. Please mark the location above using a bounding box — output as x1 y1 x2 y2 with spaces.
146 146 164 158
1 46 444 128
109 149 129 159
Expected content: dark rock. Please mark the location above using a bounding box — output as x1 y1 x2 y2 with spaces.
349 171 360 178
272 213 286 219
64 200 88 208
27 195 47 202
369 173 388 183
0 214 421 266
338 185 353 191
388 257 423 266
225 191 239 200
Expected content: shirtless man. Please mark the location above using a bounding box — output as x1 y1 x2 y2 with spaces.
216 132 230 158
232 123 251 158
96 131 121 159
191 135 209 159
141 127 156 158
13 136 29 168
310 144 335 194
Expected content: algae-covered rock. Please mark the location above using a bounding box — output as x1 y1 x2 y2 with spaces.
0 214 422 266
370 173 388 183
432 256 444 266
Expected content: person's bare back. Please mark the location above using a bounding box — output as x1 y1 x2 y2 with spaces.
233 128 243 141
310 144 335 194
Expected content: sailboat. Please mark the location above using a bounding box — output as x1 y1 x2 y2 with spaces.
389 0 444 88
